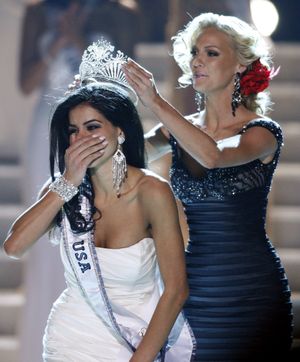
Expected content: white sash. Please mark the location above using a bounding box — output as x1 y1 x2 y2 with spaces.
62 195 196 361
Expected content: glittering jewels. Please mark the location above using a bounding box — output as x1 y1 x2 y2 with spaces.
49 175 79 203
66 74 81 95
231 72 242 117
112 134 127 198
78 39 138 105
65 39 138 104
169 119 283 204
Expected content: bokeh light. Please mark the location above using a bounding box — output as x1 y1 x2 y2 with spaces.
250 0 279 36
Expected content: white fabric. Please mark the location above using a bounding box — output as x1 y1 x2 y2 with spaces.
217 134 241 151
43 238 160 361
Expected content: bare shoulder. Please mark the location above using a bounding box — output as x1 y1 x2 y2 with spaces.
138 169 171 191
136 170 178 224
137 169 174 203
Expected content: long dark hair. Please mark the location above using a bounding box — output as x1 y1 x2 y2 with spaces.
49 84 146 232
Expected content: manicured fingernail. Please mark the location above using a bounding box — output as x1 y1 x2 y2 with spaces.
99 136 105 141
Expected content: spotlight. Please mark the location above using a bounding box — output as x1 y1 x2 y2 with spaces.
250 0 279 36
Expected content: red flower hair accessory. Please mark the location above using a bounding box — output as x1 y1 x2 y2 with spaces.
240 59 279 96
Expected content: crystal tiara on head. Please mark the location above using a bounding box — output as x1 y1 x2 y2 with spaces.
67 38 138 105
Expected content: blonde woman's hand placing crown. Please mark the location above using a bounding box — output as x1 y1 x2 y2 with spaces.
123 59 161 109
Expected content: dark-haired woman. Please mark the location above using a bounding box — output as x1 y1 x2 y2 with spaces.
19 2 139 359
4 84 194 361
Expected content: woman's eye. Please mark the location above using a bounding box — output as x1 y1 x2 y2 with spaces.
87 124 101 131
191 48 198 57
207 50 219 57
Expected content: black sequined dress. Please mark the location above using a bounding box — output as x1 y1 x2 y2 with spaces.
169 119 293 361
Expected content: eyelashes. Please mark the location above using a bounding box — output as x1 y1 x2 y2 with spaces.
87 125 101 131
68 125 101 135
207 50 219 57
190 47 197 57
190 48 220 58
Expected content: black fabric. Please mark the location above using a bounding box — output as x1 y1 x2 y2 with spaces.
170 119 293 361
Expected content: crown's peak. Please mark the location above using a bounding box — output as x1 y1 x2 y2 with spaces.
67 39 138 105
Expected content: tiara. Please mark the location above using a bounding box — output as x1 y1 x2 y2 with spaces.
67 39 138 105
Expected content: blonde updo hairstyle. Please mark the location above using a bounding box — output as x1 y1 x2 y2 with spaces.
172 13 273 115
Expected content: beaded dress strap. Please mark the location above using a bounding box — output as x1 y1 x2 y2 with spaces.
241 119 283 154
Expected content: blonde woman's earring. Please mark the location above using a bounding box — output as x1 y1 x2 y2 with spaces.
195 92 205 112
231 73 242 116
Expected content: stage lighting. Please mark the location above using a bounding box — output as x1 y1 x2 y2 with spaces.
250 0 279 36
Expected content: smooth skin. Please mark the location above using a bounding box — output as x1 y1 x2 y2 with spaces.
123 27 278 174
4 103 188 362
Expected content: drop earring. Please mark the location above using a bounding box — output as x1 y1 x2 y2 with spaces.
231 72 242 116
195 92 205 112
112 134 127 197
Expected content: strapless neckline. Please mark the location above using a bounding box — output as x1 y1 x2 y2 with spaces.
95 237 154 251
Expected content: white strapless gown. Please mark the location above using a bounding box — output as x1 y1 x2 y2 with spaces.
43 238 164 361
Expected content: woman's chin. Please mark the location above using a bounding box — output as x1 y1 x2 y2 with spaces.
193 83 206 93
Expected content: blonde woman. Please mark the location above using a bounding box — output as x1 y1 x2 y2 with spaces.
124 12 293 361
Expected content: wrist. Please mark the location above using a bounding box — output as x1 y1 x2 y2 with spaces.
151 94 169 118
49 175 78 203
151 93 165 112
62 172 82 188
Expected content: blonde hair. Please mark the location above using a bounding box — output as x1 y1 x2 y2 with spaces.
172 13 273 115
